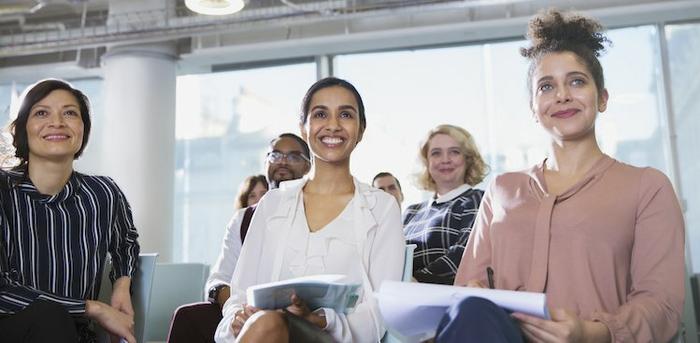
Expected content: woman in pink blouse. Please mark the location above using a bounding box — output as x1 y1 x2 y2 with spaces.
438 9 685 343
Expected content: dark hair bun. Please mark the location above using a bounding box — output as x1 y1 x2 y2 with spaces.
520 9 610 58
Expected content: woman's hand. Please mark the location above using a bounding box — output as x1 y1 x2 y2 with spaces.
285 293 327 329
109 277 134 343
231 304 259 337
465 279 487 288
216 285 231 309
110 276 134 316
86 300 136 343
512 308 610 343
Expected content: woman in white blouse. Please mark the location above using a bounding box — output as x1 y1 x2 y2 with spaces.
214 77 405 343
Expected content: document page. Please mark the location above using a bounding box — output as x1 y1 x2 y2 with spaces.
377 281 549 338
247 274 361 314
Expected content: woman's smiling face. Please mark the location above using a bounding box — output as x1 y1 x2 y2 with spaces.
531 51 608 142
301 86 362 164
427 133 466 192
26 89 85 164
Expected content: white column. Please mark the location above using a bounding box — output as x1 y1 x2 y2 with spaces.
101 42 177 262
315 55 333 79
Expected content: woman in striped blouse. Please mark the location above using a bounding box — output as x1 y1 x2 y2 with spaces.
0 79 140 343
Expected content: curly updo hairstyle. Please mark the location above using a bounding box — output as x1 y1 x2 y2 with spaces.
521 9 611 98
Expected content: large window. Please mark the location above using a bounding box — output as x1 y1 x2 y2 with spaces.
70 79 104 174
0 84 20 165
335 46 494 206
666 22 700 272
174 63 316 265
599 26 670 173
335 25 669 207
0 84 17 126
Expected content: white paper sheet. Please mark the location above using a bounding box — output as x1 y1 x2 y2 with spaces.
247 274 360 314
377 281 550 338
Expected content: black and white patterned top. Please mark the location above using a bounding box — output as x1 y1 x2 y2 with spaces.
403 184 483 285
0 167 140 316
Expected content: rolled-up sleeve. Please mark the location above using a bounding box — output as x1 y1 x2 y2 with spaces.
215 196 270 342
0 276 87 315
205 208 245 296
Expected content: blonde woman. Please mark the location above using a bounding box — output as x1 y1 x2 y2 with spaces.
403 124 487 285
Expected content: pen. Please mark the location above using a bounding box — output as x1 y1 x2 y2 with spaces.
486 267 495 289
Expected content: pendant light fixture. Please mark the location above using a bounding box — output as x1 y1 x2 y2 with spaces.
185 0 245 16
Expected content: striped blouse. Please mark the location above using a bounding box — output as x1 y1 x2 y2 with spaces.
403 185 483 285
0 168 140 316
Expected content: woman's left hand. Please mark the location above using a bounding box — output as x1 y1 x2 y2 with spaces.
512 308 610 343
111 276 134 317
284 293 327 329
109 276 135 343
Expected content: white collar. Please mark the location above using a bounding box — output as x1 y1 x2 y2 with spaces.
274 176 380 213
268 175 381 283
434 183 471 204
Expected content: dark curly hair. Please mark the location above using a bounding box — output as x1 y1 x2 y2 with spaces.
521 9 611 98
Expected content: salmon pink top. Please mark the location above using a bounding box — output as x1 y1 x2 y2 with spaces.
455 155 685 342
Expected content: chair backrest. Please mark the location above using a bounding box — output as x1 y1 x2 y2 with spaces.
381 244 418 343
402 244 417 282
678 272 700 343
133 253 158 342
97 253 158 343
146 262 210 342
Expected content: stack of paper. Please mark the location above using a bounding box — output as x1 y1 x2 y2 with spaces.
377 281 549 339
247 274 361 314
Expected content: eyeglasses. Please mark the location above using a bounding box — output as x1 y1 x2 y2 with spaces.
266 151 310 164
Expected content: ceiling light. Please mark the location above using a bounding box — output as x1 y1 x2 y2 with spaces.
185 0 245 16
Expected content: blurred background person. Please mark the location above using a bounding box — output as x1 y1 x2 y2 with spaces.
372 171 404 206
265 133 313 189
403 124 487 285
233 174 268 210
168 133 311 343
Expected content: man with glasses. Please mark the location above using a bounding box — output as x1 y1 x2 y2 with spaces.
266 133 312 189
168 133 311 343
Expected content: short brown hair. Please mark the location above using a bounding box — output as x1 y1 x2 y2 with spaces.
10 79 92 167
234 174 268 210
416 124 487 192
372 171 402 191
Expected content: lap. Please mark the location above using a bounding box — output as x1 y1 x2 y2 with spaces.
168 302 222 343
435 297 523 343
174 301 222 320
282 310 334 343
0 300 81 343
